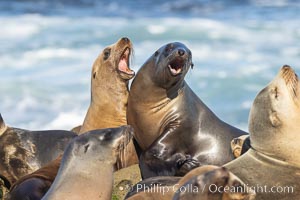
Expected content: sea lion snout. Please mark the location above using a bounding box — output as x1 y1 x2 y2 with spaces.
121 37 130 43
281 64 292 72
177 48 186 56
106 125 134 151
166 43 192 76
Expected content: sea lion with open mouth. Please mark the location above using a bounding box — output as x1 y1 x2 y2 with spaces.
5 38 139 200
225 65 300 200
127 42 248 179
78 37 137 170
79 37 135 133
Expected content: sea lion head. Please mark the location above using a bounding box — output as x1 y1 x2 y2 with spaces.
63 125 133 166
91 37 135 87
144 42 193 89
173 167 255 200
249 65 300 163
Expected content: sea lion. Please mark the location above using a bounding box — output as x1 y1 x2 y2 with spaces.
231 135 251 158
127 42 248 178
78 37 137 169
125 165 255 200
0 114 76 188
225 65 300 200
41 125 133 200
124 166 219 199
6 156 62 200
5 38 139 200
79 37 134 133
173 167 256 200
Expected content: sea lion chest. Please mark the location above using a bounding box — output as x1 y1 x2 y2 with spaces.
132 92 187 151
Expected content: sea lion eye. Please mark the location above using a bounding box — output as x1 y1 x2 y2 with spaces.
154 51 159 57
103 48 111 60
165 45 173 53
93 72 97 79
84 144 90 153
274 87 278 99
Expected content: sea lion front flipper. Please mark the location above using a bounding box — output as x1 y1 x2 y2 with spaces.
139 129 200 179
176 155 200 176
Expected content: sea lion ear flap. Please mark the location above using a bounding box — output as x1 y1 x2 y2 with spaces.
191 63 194 69
0 113 7 136
269 111 281 127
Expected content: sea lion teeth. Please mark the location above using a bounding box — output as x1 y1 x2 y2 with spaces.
118 47 133 75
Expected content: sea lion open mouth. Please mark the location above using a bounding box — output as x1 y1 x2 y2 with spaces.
168 57 185 76
118 47 135 76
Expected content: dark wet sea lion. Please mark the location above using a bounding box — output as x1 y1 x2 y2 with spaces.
127 42 248 178
225 65 300 200
41 126 133 200
0 114 76 188
78 37 138 169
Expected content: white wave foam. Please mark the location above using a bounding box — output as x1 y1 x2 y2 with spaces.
241 101 253 109
44 111 85 130
147 25 167 34
0 23 39 39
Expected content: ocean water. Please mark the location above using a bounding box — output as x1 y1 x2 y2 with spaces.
1 0 300 131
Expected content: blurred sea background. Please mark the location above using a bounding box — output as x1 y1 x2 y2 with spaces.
1 0 300 131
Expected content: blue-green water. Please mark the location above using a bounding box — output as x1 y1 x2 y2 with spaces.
1 0 300 131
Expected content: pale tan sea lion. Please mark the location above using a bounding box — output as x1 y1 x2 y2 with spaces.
42 126 133 200
225 65 300 200
79 37 134 133
78 37 137 169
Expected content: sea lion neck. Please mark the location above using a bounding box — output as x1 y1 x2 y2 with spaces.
91 76 129 104
79 76 129 133
132 61 185 104
248 148 300 169
44 160 114 200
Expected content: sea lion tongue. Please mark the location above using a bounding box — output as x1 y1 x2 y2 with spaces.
118 48 134 74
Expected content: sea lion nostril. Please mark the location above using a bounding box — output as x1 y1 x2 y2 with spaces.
178 49 185 56
282 65 291 70
122 37 129 42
